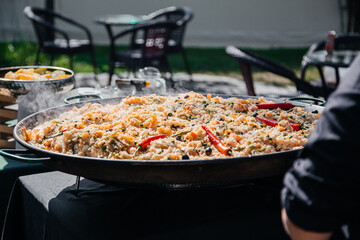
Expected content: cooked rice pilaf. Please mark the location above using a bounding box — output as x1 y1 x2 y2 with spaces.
23 92 321 160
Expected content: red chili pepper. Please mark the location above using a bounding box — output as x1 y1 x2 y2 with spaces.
256 116 300 131
256 103 293 110
138 134 167 150
201 126 232 156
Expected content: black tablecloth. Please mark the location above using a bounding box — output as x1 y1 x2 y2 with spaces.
2 172 289 240
0 156 50 235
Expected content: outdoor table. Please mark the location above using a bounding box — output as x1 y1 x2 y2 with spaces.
94 14 150 85
94 13 148 46
301 50 359 86
94 14 148 26
1 171 289 240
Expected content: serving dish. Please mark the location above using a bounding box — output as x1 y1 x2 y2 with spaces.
0 66 75 95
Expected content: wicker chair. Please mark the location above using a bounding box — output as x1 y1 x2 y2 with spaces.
131 6 194 79
226 45 338 99
107 20 177 85
23 6 97 73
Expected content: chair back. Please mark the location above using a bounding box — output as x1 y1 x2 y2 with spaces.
226 46 323 97
306 33 360 54
147 6 193 47
335 33 360 50
141 21 176 58
24 6 56 46
226 46 297 81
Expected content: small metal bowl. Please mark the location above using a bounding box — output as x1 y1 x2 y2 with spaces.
0 66 75 96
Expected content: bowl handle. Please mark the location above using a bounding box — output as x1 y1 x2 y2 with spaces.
0 149 50 163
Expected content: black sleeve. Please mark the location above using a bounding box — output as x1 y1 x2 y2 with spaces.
282 55 360 232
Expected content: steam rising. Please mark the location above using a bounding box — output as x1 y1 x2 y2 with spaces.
17 85 66 121
16 73 245 121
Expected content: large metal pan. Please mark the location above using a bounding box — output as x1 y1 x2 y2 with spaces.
1 95 325 189
0 66 75 95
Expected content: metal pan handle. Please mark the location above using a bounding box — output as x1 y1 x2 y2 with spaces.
64 94 103 104
288 97 326 106
0 149 50 163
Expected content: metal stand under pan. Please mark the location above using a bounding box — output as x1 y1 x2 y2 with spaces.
74 175 81 196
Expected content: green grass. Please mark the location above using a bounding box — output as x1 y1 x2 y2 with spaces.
0 42 320 84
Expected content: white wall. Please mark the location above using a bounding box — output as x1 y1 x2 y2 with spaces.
0 0 342 48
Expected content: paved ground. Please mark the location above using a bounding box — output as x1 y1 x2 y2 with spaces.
75 72 299 98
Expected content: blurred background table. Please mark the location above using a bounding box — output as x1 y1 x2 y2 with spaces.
94 14 148 26
301 50 359 87
300 34 360 99
303 49 358 69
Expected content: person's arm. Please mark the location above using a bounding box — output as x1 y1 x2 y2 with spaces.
281 208 332 240
282 54 360 238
